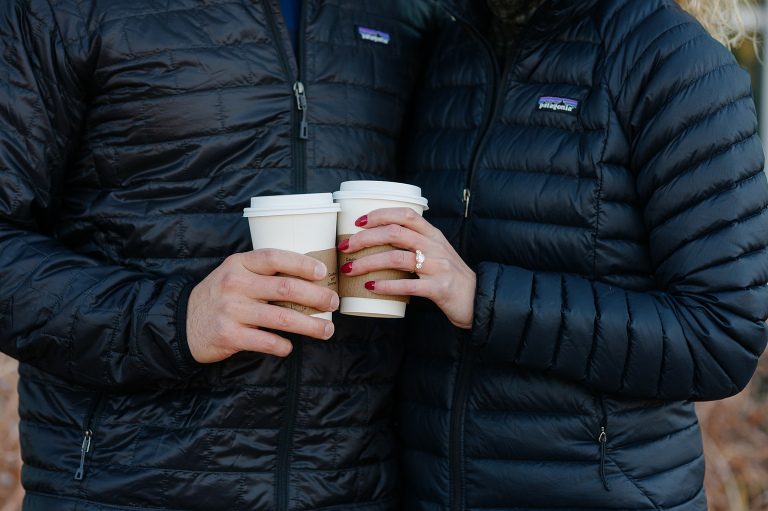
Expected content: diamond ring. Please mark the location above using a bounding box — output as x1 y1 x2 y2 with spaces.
415 250 425 271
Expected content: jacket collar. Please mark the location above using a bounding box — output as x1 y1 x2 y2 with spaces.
438 0 600 38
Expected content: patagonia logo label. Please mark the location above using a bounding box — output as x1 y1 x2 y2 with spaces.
538 96 579 114
357 26 390 45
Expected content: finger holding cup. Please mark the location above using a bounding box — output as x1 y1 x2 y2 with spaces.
243 193 341 320
332 181 428 318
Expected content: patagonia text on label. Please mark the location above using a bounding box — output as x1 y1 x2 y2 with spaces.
357 26 390 45
537 96 579 115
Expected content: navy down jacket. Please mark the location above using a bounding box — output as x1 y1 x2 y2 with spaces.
0 0 434 509
399 0 768 510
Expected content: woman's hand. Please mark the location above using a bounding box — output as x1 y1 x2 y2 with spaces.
338 208 476 329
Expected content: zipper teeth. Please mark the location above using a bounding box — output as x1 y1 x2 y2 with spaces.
442 10 503 511
277 340 302 511
261 0 305 196
456 0 554 256
450 340 474 511
261 2 306 508
296 0 307 194
445 6 557 509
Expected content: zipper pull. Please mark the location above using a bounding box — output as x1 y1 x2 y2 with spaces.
598 427 611 491
293 81 309 140
462 188 471 218
74 430 92 481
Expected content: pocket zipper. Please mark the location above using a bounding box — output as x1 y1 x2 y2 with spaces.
596 391 611 491
74 430 92 480
74 393 106 480
598 426 611 491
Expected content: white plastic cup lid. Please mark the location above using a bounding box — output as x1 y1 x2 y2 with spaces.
332 181 428 209
243 193 341 218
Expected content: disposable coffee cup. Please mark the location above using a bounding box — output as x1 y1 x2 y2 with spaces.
243 193 341 321
332 181 428 318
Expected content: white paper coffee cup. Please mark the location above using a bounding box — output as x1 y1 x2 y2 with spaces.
243 193 341 321
332 181 428 318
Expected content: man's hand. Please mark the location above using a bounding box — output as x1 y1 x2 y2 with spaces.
186 249 339 363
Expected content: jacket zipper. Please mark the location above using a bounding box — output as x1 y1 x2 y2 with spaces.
74 393 106 481
262 3 308 509
277 339 303 511
439 5 555 510
454 0 554 257
294 0 308 194
597 392 611 491
449 336 475 511
431 11 498 509
262 0 308 194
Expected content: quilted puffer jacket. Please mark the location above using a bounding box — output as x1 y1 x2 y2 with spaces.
399 0 768 509
0 0 435 509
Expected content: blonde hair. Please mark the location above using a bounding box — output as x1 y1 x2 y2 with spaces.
673 0 755 49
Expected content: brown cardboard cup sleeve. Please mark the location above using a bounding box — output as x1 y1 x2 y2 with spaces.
270 247 338 315
336 235 415 304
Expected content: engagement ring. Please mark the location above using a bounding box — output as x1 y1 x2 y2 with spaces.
415 250 425 271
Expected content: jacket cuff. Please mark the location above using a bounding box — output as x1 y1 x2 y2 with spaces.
471 262 501 348
175 280 205 375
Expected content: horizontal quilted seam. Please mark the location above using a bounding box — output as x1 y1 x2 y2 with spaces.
652 196 768 271
88 76 413 112
608 422 699 452
82 458 394 474
638 93 754 187
679 253 768 295
611 22 700 108
646 131 759 229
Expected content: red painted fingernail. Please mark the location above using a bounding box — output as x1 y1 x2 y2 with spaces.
337 239 349 251
365 281 375 291
340 262 353 274
355 215 368 227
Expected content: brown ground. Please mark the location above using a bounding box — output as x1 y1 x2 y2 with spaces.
0 353 765 510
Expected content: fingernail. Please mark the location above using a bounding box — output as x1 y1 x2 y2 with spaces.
315 263 327 279
355 215 368 227
365 281 375 291
324 322 335 339
340 262 353 274
330 294 339 311
337 239 350 251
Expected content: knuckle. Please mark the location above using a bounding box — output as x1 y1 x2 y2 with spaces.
404 208 418 221
257 334 278 353
275 277 294 298
216 319 236 344
219 271 239 293
386 224 404 239
436 258 451 272
403 279 419 295
258 248 279 268
390 250 407 266
273 308 293 329
223 253 241 267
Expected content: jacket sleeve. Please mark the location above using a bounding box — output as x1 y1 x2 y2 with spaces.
0 1 203 389
470 21 768 401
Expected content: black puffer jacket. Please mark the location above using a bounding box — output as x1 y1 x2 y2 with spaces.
0 0 434 509
400 0 768 509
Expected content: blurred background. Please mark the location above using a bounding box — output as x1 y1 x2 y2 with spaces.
2 1 768 510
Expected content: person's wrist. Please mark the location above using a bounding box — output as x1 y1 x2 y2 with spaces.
176 280 205 371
